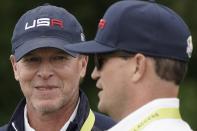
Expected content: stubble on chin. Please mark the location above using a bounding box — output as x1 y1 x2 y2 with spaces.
28 97 66 115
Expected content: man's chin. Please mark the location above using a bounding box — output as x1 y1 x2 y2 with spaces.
98 101 105 113
31 100 63 114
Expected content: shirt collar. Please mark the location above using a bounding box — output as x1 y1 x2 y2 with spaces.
24 99 80 131
60 98 80 131
108 98 179 131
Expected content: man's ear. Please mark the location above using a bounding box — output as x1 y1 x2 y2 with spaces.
10 55 19 81
130 53 146 82
79 55 89 78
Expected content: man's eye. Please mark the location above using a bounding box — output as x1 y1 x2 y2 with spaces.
52 56 68 61
23 57 41 63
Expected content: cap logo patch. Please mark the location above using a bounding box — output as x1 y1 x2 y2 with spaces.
98 19 106 29
25 18 63 30
81 33 85 41
186 35 193 58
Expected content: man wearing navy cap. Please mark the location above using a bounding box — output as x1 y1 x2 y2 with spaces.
0 4 115 131
64 0 193 130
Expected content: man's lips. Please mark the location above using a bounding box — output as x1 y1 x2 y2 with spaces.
35 86 58 91
96 82 102 90
96 82 103 95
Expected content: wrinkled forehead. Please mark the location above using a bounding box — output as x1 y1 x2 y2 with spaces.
22 47 70 57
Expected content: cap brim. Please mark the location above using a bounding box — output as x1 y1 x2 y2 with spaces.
15 37 78 61
64 40 117 54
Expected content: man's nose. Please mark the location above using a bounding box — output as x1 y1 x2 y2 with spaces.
91 67 100 80
37 60 54 80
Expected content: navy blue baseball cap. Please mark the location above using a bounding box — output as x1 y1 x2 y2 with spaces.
64 0 193 62
12 4 85 61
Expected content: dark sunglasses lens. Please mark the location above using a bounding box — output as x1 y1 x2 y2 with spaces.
94 55 102 70
94 52 132 70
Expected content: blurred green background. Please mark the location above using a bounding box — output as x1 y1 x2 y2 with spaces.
0 0 196 130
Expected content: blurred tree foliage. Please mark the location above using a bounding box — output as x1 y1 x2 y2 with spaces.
0 0 196 129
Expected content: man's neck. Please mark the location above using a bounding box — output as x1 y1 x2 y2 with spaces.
25 98 79 131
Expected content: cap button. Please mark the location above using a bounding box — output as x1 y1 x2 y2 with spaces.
148 0 155 2
42 3 51 6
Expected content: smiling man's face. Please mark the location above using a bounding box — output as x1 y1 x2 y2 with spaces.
10 48 88 114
